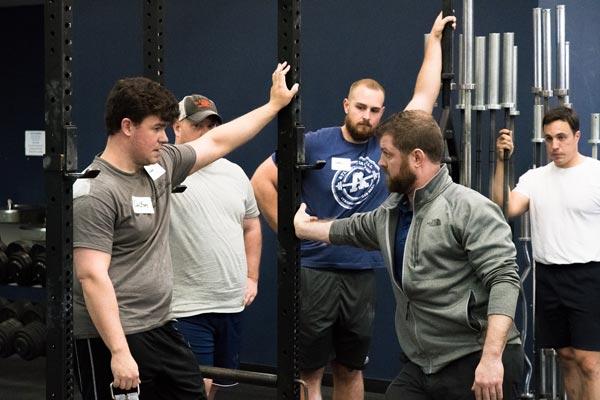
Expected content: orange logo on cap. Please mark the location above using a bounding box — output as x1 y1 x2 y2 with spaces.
195 98 214 109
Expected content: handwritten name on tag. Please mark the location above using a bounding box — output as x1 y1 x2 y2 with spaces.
132 196 154 214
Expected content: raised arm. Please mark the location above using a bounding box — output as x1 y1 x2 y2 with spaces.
492 129 530 218
405 12 457 113
74 248 140 391
251 157 279 231
187 63 299 175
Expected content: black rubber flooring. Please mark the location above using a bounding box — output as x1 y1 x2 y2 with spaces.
0 356 386 399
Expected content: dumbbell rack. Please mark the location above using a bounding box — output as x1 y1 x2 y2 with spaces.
0 299 47 361
0 202 46 303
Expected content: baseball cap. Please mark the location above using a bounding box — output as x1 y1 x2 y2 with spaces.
178 94 222 124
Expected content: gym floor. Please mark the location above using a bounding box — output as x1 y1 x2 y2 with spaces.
0 356 386 400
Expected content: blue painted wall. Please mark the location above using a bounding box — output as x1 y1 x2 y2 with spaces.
2 0 599 383
0 6 44 206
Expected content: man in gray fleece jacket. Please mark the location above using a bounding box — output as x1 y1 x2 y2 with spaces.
295 110 524 400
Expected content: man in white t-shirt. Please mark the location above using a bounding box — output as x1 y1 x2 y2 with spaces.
493 106 600 400
169 95 261 400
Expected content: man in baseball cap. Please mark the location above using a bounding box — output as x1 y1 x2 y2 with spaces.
178 94 223 126
171 95 262 399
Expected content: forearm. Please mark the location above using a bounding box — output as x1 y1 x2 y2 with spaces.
258 195 278 232
80 275 130 356
481 314 513 360
413 34 443 111
244 219 262 281
295 220 333 243
491 159 506 206
191 103 280 171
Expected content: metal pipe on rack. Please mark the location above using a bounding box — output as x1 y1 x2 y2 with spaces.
555 5 568 106
463 0 474 87
542 8 553 111
533 8 543 95
533 105 545 167
564 41 571 107
474 37 486 108
510 45 519 189
532 8 546 168
512 46 519 114
523 14 543 399
473 36 486 193
556 6 566 93
591 113 600 160
501 32 515 219
460 0 474 188
487 32 501 197
457 33 465 110
502 33 515 112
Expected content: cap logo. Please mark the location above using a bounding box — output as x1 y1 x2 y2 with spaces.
195 98 214 109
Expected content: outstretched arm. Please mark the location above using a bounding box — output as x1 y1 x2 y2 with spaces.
187 63 299 175
294 203 333 243
405 12 456 113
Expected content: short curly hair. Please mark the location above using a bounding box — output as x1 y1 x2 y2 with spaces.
104 77 179 135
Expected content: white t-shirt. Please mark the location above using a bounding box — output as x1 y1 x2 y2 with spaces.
169 158 260 317
514 156 600 265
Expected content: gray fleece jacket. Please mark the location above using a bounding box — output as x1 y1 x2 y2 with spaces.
329 165 521 374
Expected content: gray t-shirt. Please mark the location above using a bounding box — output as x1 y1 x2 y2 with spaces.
169 158 259 317
72 144 196 338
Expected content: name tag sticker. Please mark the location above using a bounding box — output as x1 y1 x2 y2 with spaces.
144 163 166 180
132 196 154 214
331 157 352 171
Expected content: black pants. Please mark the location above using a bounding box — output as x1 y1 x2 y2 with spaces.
385 344 524 400
75 322 206 400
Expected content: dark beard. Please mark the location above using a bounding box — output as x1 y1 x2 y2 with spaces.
386 169 416 194
344 115 374 142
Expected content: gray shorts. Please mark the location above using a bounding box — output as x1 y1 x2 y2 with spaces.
298 267 376 371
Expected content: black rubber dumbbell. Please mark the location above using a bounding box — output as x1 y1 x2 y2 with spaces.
0 318 24 357
0 252 9 284
5 241 34 286
14 320 46 360
31 244 46 287
0 300 30 323
21 302 46 325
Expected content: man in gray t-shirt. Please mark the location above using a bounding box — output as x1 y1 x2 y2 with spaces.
72 64 297 400
169 95 262 399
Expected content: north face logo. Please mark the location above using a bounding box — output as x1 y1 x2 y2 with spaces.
427 218 441 226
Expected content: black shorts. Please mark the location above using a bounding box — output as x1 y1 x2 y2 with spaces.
536 261 600 351
74 322 206 400
385 344 524 400
299 267 376 371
